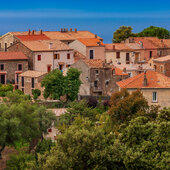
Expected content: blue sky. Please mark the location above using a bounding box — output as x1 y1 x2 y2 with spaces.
0 0 170 43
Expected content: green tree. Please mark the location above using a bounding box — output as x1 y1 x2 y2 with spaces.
113 26 134 43
0 101 56 159
32 89 41 100
41 69 65 100
138 26 170 39
32 117 125 170
64 68 81 101
118 113 170 169
41 68 81 101
109 89 149 125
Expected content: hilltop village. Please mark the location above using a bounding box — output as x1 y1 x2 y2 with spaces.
0 28 170 107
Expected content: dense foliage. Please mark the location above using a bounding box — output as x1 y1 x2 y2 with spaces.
41 68 81 101
113 25 170 42
0 84 13 97
4 90 170 169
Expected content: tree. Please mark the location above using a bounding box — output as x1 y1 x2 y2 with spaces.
41 68 81 101
109 89 149 125
64 68 81 101
138 26 170 39
0 101 56 159
113 26 134 43
118 113 170 169
41 69 65 100
32 117 125 170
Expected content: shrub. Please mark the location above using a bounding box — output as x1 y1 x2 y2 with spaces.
87 97 98 108
0 84 13 97
32 89 41 100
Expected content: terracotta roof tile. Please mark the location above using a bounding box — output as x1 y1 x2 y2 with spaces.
83 59 105 68
0 52 28 60
74 51 86 62
117 71 170 89
15 34 50 41
22 40 72 51
114 67 128 76
77 38 104 47
19 70 47 78
153 55 170 62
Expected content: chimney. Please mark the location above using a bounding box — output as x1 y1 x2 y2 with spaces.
61 28 63 32
143 71 148 86
70 28 72 32
139 41 143 49
97 41 101 46
40 29 43 35
32 30 35 35
64 28 66 32
95 34 97 38
28 29 31 35
123 67 126 73
49 42 53 49
75 28 77 33
66 28 68 32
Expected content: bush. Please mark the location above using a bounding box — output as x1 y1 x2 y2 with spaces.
6 151 35 170
0 84 13 97
87 97 98 108
32 89 41 100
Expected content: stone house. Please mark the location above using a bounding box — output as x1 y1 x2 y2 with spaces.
18 70 47 98
125 37 170 64
0 29 102 51
105 43 142 65
117 71 170 108
71 59 128 96
7 40 74 72
0 30 50 52
153 55 170 77
0 52 28 85
69 38 105 61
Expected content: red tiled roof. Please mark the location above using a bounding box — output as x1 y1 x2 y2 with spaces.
15 34 50 41
74 51 86 62
114 67 128 76
83 59 105 68
153 55 170 62
0 52 28 60
77 38 104 47
117 71 170 89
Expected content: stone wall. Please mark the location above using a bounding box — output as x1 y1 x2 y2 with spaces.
7 42 34 69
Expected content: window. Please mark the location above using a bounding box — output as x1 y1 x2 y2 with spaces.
67 53 70 59
90 50 94 59
149 51 152 58
112 69 115 75
31 78 34 88
48 128 52 133
0 64 4 71
106 80 109 86
16 74 19 84
54 54 60 60
5 43 7 51
18 64 22 71
94 81 98 87
37 55 41 61
47 65 51 72
154 65 157 70
126 53 130 64
10 43 12 46
116 52 120 59
152 92 157 102
0 43 1 49
66 64 70 68
22 77 24 87
128 73 132 77
95 70 99 74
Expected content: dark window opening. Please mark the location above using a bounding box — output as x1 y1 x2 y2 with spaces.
0 64 4 71
22 77 24 87
116 52 120 59
18 64 22 71
5 43 7 51
126 53 130 64
149 51 152 58
32 78 35 88
37 55 41 61
94 81 98 87
90 50 94 59
67 53 70 59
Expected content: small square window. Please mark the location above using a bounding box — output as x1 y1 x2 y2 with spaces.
0 64 4 71
37 55 41 61
95 70 99 74
18 64 22 71
48 128 52 132
116 52 120 59
94 81 98 87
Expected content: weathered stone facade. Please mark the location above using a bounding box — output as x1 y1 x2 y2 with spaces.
0 60 28 84
0 33 19 51
71 60 128 96
7 42 34 69
18 71 47 99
